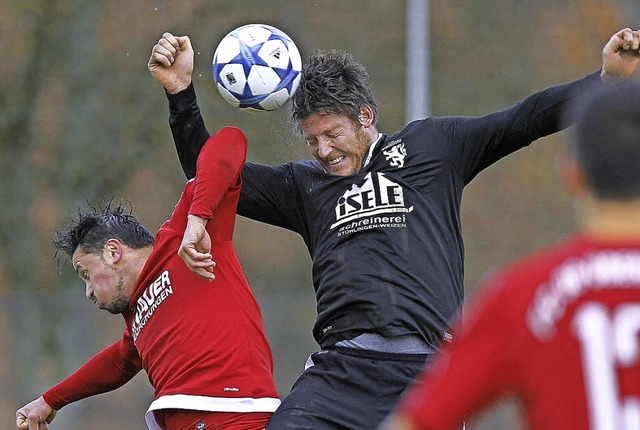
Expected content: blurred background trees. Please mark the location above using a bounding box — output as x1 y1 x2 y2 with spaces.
0 0 634 428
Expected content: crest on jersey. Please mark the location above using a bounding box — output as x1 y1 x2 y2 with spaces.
382 139 407 168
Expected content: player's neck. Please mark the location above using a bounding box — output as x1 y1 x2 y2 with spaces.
365 125 379 143
125 246 154 294
579 198 640 240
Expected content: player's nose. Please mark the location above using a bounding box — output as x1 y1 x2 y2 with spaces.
317 139 332 158
85 285 94 301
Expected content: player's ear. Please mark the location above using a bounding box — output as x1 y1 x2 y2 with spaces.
104 239 123 264
358 105 374 127
557 151 589 197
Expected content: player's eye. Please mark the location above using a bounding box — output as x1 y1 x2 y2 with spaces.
327 128 343 139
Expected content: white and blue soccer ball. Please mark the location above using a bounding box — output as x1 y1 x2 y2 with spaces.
212 24 302 112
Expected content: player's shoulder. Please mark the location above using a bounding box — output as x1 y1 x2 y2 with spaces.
390 116 456 139
463 236 584 324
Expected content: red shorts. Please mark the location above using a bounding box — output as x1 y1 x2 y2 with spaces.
153 409 272 430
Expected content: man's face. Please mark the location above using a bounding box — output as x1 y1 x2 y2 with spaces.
302 113 373 176
72 246 130 314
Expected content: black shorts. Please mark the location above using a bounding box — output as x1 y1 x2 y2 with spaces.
266 347 432 430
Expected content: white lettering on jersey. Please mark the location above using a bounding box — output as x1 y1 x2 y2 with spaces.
132 270 174 342
527 251 640 340
330 172 413 235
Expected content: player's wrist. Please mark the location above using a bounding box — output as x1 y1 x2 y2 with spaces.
166 82 197 112
187 214 209 226
600 68 629 84
164 77 192 95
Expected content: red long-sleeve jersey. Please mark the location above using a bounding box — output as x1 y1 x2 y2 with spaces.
43 127 280 428
399 234 640 430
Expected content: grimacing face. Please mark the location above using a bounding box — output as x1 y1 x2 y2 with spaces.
302 113 374 177
72 246 130 314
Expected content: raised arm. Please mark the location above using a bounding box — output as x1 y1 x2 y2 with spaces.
148 32 210 179
447 28 640 183
177 127 248 281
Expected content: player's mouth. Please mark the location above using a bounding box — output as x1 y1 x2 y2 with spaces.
328 155 345 166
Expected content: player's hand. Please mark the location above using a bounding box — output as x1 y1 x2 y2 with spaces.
16 396 57 430
601 28 640 81
179 215 216 281
148 32 194 94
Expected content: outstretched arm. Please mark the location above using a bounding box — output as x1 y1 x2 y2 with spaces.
16 333 141 429
148 32 210 179
601 28 640 81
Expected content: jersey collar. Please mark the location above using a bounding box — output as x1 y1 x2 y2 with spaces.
363 133 383 168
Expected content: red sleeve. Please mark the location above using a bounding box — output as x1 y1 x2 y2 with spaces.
42 328 142 410
189 126 247 219
399 270 526 429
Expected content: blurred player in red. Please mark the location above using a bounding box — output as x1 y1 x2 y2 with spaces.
380 81 640 430
15 127 280 430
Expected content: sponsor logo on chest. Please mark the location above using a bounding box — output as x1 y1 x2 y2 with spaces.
131 270 174 342
331 172 413 236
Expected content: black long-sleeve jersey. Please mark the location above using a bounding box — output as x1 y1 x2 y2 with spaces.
167 71 600 349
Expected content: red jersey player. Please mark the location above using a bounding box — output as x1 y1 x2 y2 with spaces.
15 127 280 430
379 83 640 427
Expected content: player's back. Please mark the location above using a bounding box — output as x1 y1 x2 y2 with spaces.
504 234 640 429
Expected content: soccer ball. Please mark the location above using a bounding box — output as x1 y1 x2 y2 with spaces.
212 24 302 112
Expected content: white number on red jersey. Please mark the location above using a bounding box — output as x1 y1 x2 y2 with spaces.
573 302 640 430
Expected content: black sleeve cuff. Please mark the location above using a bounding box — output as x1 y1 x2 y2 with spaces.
166 83 198 114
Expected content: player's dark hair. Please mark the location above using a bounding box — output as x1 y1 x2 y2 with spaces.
567 81 640 200
53 200 154 261
291 50 379 128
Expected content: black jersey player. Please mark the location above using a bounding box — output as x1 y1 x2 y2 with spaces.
147 28 640 430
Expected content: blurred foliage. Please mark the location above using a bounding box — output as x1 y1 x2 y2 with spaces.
0 0 632 428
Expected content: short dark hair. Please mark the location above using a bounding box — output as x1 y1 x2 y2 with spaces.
291 50 379 128
53 200 154 261
568 81 640 200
